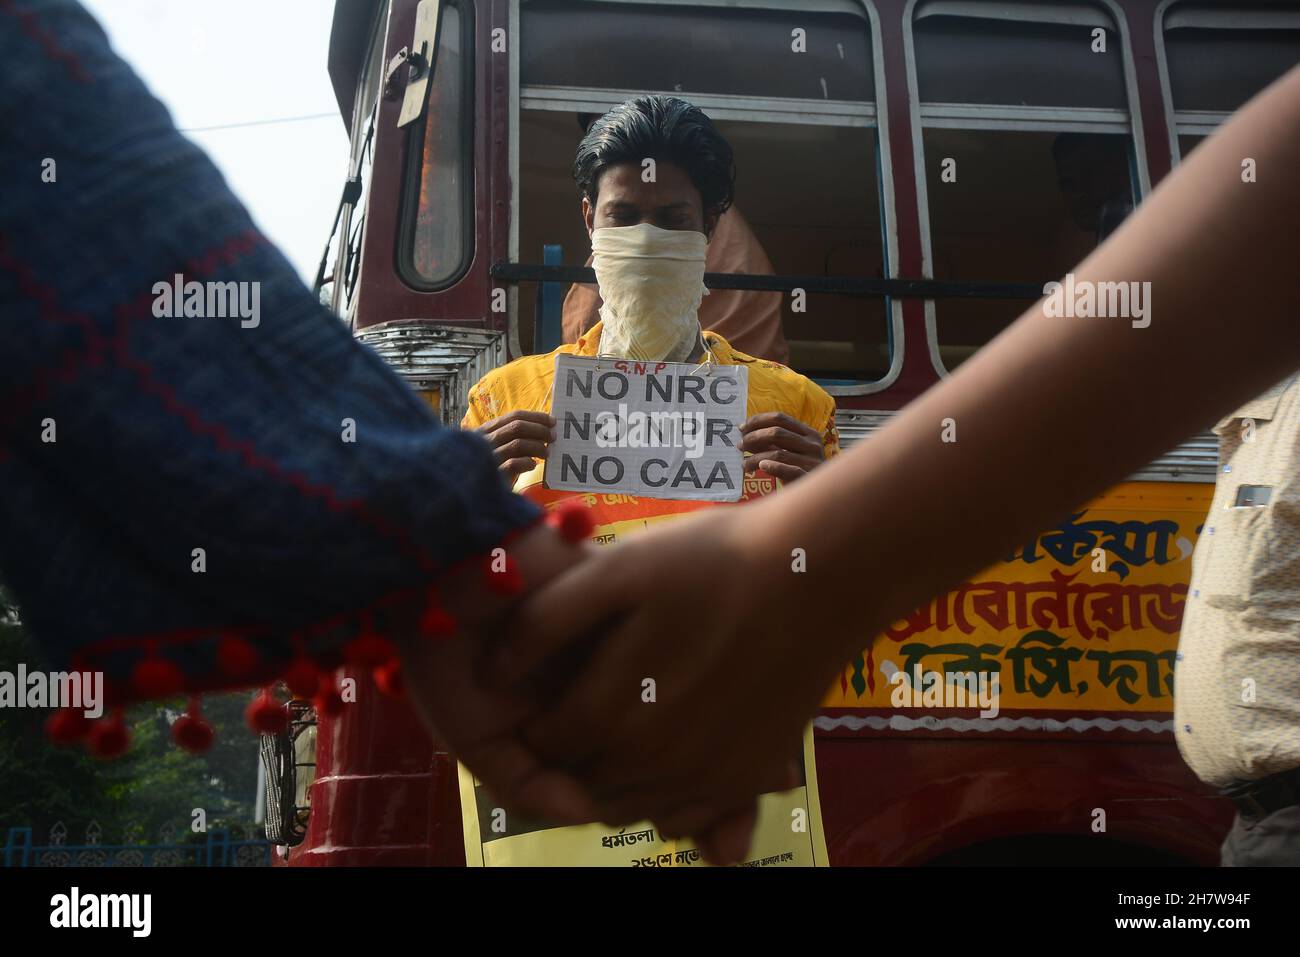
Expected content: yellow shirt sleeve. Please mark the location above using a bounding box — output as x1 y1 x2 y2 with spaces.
782 374 838 460
461 377 494 430
811 390 840 460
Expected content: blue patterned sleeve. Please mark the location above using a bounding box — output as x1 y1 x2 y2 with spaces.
0 0 541 701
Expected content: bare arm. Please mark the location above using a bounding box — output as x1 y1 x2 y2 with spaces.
757 64 1300 649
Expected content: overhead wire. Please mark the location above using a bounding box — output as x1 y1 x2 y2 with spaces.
179 111 337 134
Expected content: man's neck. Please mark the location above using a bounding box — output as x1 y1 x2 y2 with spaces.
593 316 705 363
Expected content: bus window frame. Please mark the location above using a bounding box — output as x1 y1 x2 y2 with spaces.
904 0 1152 380
506 0 903 397
1153 1 1300 166
397 0 478 293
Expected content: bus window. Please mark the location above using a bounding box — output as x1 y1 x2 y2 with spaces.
912 2 1138 373
1162 3 1300 163
401 0 473 290
516 0 891 387
915 7 1126 109
1178 134 1207 160
521 0 872 101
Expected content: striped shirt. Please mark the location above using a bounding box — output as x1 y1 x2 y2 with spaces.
1175 373 1300 786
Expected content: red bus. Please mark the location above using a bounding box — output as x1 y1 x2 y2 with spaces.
261 0 1300 865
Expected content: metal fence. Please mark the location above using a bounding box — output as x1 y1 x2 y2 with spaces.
2 821 271 867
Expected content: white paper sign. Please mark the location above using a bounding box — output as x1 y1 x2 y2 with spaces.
545 354 749 502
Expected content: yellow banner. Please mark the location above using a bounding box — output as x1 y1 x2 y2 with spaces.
822 482 1213 713
458 725 828 867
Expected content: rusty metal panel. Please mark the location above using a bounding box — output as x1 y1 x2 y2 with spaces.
356 320 505 426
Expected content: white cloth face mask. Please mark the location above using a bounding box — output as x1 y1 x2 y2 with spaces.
590 222 708 362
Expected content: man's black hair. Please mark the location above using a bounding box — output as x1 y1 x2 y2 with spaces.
573 95 736 217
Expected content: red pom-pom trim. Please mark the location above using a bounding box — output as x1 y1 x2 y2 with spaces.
283 657 322 699
344 627 395 667
131 656 185 698
172 697 214 753
483 554 523 596
216 637 259 677
373 658 404 697
45 707 91 746
548 501 595 543
88 710 130 759
420 593 457 641
102 679 125 710
245 688 288 735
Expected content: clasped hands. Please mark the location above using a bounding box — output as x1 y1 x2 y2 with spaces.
396 497 843 866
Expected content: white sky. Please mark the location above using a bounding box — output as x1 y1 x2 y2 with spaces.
82 0 351 284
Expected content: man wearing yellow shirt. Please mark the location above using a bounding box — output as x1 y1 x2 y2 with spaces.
456 95 834 866
462 95 837 483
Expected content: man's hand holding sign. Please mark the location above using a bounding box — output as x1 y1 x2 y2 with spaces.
475 388 826 486
476 410 557 478
740 411 826 483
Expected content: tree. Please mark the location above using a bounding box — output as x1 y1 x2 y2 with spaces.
0 582 261 849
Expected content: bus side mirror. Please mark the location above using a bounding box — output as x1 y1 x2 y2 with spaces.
394 0 442 128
